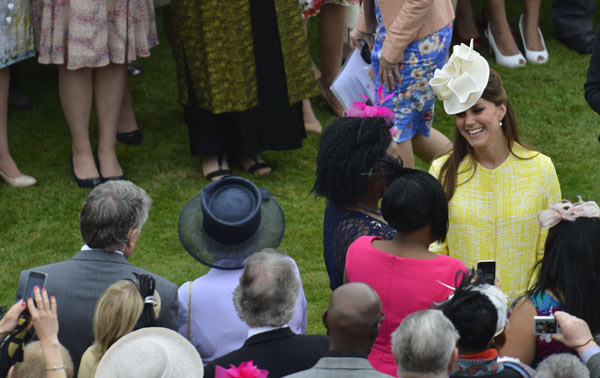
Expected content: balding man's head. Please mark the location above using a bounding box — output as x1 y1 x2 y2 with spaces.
323 282 383 355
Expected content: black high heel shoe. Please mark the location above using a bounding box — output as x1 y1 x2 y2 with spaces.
100 162 126 183
117 129 142 146
70 154 101 188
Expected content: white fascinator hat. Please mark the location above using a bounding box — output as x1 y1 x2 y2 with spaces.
429 40 490 115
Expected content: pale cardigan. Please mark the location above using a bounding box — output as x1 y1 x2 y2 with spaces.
356 0 454 63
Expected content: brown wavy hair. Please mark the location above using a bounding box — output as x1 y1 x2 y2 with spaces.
437 70 535 200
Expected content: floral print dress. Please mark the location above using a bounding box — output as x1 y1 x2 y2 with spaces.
32 0 158 70
300 0 358 18
371 0 452 143
0 0 35 69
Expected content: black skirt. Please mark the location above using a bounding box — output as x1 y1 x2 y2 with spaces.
183 0 307 157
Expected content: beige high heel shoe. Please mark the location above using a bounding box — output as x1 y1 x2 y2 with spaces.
0 169 36 187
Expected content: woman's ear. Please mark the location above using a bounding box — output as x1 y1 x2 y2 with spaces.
498 102 507 121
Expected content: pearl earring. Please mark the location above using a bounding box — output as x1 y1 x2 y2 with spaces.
499 121 503 127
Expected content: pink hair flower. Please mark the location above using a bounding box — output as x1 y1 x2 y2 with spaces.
345 85 397 136
215 361 269 378
538 197 600 229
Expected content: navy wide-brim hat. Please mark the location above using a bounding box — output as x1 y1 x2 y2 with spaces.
178 176 285 270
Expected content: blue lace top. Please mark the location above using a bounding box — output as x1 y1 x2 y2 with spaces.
323 201 396 290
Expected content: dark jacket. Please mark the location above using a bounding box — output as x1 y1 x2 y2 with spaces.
205 327 329 378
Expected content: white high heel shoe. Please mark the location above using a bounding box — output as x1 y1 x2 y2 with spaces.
0 169 36 187
484 23 526 68
519 14 548 64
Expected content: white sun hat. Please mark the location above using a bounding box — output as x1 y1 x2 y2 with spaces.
429 40 490 115
95 328 204 378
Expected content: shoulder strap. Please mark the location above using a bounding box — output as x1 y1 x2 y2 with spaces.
187 281 193 340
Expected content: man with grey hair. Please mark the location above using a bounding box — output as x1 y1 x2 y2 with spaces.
391 309 459 378
15 181 178 376
204 250 329 378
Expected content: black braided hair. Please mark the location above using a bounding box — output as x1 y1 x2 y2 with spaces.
312 117 393 205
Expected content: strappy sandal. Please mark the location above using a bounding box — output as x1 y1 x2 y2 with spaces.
204 154 232 181
239 155 272 176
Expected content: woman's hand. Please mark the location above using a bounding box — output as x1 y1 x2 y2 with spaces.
27 287 59 344
0 300 26 339
379 55 401 92
349 28 374 52
28 288 67 378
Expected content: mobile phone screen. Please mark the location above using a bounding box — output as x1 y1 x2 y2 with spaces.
23 271 47 302
477 261 496 285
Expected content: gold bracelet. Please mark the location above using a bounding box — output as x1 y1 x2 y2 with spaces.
45 365 66 371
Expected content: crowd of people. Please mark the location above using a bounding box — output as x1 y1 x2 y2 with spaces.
2 0 600 377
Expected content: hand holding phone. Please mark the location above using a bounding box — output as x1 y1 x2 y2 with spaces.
23 271 48 307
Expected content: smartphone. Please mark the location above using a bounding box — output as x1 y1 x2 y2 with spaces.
534 316 561 335
23 271 47 303
477 260 496 285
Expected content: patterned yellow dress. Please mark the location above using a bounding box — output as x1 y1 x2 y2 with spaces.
429 144 561 300
0 0 35 69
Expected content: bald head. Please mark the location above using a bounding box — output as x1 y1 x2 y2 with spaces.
324 283 382 354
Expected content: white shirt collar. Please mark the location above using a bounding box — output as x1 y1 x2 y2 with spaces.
247 325 287 339
81 244 125 256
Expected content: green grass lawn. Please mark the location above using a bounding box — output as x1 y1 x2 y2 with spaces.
1 2 600 334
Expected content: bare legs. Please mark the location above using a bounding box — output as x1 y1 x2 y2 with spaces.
0 67 22 178
60 64 126 181
314 4 346 116
454 0 544 58
522 0 544 52
395 129 452 169
117 86 138 134
59 66 97 179
94 64 126 178
487 0 521 57
455 0 480 41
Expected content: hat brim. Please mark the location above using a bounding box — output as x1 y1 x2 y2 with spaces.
95 328 203 378
178 191 285 270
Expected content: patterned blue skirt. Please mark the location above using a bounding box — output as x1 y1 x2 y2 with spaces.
371 1 452 142
0 1 34 69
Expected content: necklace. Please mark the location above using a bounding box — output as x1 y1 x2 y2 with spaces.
354 203 382 216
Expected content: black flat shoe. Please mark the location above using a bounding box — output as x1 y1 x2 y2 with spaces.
100 161 126 183
70 155 101 188
127 62 143 76
101 174 126 183
117 129 142 146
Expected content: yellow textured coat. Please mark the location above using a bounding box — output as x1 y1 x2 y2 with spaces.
429 144 561 300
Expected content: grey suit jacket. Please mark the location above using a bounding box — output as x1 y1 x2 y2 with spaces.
587 352 600 378
284 355 394 378
16 249 178 377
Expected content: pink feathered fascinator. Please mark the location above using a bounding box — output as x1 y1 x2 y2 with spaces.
538 197 600 229
345 85 397 137
215 361 269 378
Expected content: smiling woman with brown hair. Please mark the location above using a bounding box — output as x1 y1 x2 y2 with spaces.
428 42 561 300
